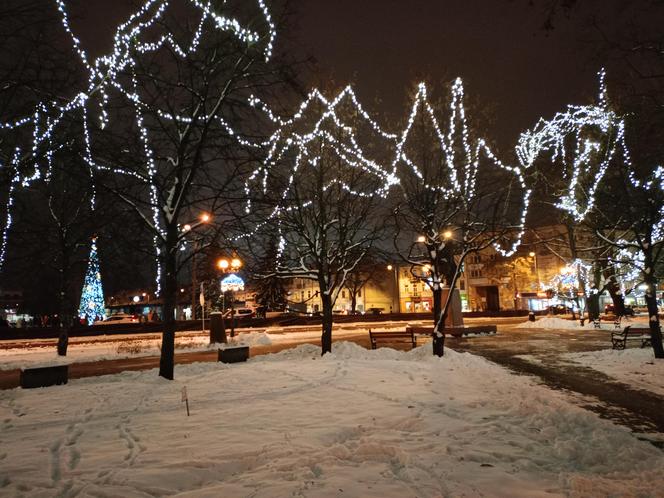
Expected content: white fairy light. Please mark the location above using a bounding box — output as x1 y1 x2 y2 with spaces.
239 79 531 262
517 69 621 222
0 0 276 281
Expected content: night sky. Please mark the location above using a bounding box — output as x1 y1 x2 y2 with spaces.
292 0 598 151
68 0 662 156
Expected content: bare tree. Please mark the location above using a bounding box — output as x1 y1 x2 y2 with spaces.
247 92 389 354
393 80 530 356
592 157 664 358
344 253 383 314
74 1 294 379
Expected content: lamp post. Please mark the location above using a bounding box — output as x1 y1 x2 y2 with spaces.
529 251 540 291
182 212 211 322
387 264 400 314
218 256 243 337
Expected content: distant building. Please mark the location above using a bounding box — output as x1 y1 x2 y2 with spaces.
0 288 25 324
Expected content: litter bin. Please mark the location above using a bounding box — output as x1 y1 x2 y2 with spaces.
528 311 536 322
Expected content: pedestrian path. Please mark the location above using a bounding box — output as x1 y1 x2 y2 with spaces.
450 331 664 445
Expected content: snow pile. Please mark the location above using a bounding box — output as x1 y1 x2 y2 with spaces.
561 348 664 396
0 334 216 371
0 342 661 497
225 331 273 347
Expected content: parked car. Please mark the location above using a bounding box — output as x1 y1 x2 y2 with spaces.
93 313 139 325
604 304 634 316
546 304 575 315
223 308 255 319
264 310 291 319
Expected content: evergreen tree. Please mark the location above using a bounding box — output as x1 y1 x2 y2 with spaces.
253 238 289 314
78 238 106 324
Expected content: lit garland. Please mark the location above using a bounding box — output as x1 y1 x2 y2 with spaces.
523 70 664 295
241 79 532 259
517 69 621 222
78 238 106 324
0 0 277 287
548 259 592 300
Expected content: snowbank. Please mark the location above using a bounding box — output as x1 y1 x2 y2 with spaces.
0 342 661 497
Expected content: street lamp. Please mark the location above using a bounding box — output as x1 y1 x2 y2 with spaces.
387 264 400 313
217 255 243 337
529 251 541 292
184 212 212 322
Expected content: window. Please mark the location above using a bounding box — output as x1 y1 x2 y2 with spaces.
342 290 346 299
307 291 311 298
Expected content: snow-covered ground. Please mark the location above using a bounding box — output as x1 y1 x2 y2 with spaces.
1 343 662 497
0 333 215 370
0 329 368 371
561 348 664 397
515 316 649 330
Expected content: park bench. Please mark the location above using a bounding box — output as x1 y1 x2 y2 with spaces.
613 315 622 329
368 329 417 350
611 326 651 350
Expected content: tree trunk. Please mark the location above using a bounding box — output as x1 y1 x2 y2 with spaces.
604 271 625 315
350 292 357 313
159 233 178 379
432 286 444 357
320 292 333 355
643 272 664 359
56 239 70 356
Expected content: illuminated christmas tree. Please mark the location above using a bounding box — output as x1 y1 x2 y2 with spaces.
78 238 106 324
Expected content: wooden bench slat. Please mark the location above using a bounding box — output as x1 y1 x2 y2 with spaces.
368 329 417 350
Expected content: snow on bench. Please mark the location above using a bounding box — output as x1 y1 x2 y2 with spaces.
611 326 651 350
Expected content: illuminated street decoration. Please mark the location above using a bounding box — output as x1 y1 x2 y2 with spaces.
0 0 277 285
548 259 591 302
2 3 650 295
242 78 531 258
78 238 106 324
220 274 245 293
516 69 621 222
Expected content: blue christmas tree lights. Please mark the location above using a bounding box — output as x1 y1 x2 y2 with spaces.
78 238 106 324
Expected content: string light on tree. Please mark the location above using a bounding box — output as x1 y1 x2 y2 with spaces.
240 78 531 259
0 0 277 289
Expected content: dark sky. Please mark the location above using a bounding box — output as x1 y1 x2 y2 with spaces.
70 0 659 154
289 0 629 153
